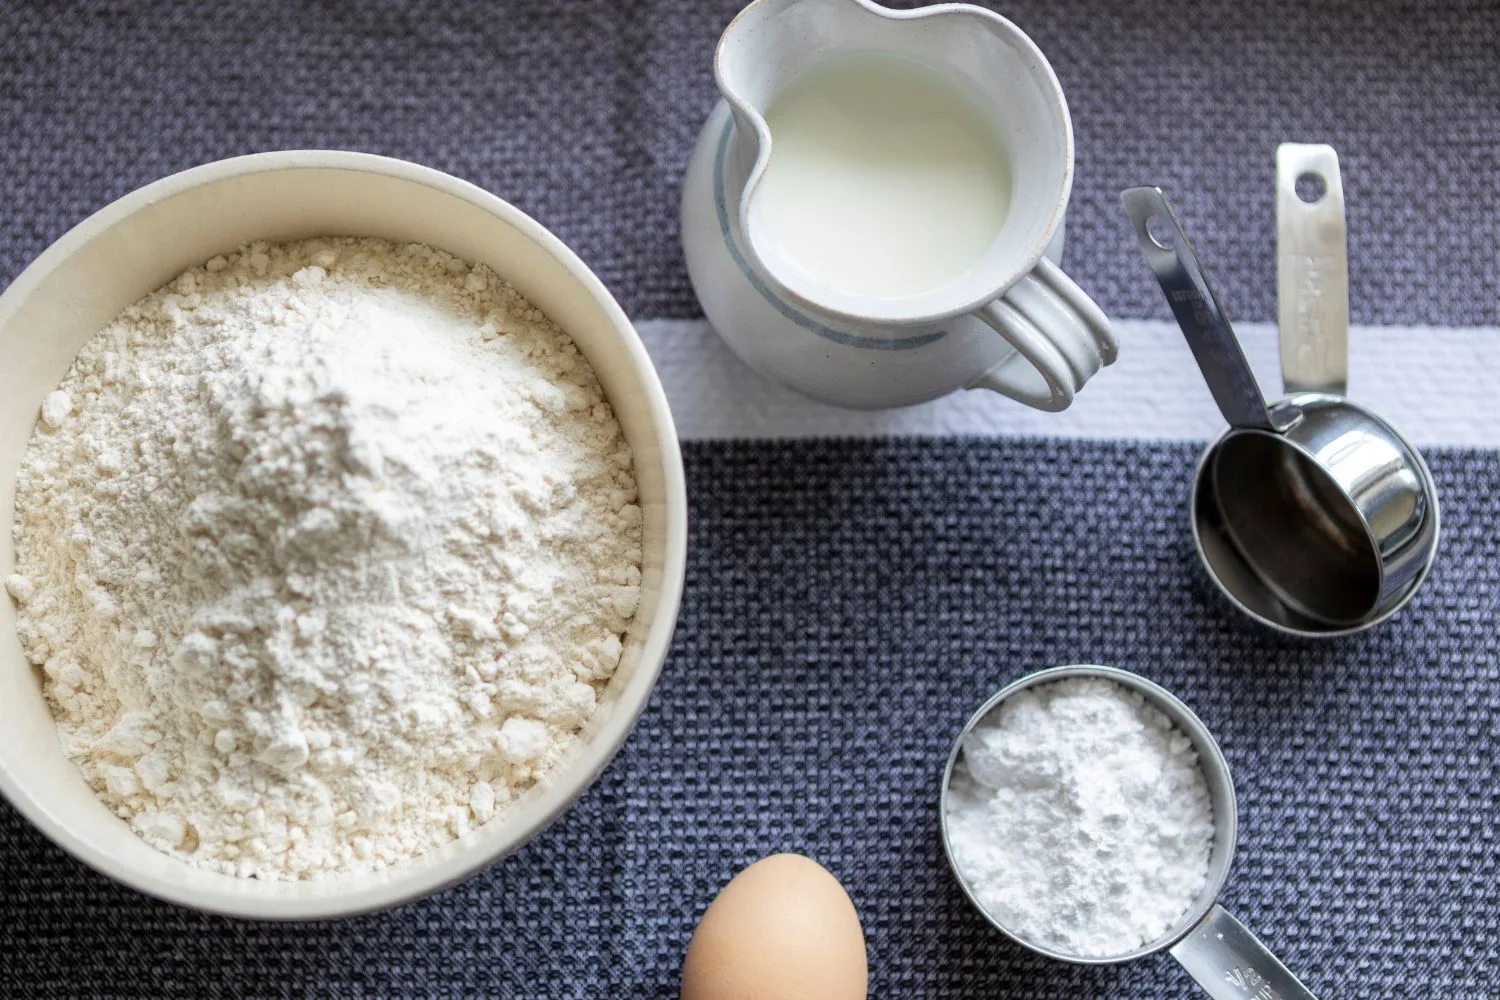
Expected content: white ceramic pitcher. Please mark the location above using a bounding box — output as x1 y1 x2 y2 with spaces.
681 0 1117 411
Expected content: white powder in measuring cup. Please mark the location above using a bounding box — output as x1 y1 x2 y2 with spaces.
7 238 642 879
945 677 1215 958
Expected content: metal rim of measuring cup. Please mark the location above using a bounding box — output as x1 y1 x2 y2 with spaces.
937 664 1238 966
1189 395 1442 639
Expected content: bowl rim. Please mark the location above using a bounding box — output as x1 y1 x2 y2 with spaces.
0 150 688 920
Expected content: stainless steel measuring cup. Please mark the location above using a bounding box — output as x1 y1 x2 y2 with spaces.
940 664 1321 999
1121 178 1439 636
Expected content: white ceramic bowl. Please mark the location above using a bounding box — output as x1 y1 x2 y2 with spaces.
0 151 687 919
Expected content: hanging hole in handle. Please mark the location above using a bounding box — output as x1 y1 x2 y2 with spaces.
1145 215 1176 250
1295 172 1327 203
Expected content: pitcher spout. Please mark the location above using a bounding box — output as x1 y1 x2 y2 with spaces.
715 0 830 188
713 0 918 291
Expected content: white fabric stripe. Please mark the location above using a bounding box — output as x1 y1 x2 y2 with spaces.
635 318 1500 446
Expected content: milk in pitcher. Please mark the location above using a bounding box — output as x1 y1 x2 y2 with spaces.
753 54 1012 301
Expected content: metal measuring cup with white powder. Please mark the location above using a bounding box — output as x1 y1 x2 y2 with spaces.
940 665 1322 999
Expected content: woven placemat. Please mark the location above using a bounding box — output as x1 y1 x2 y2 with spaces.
2 439 1496 997
2 0 1497 996
1 0 1496 327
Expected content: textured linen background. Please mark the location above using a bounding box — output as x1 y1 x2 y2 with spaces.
1 1 1497 997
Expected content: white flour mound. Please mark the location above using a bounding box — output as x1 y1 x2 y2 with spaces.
7 238 643 880
945 677 1215 958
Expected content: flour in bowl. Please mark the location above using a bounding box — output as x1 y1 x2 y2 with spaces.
7 238 642 879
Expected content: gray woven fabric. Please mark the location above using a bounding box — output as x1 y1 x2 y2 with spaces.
2 439 1498 997
2 1 1499 997
1 0 1497 326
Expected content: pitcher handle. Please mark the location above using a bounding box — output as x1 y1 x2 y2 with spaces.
967 258 1117 412
1169 904 1321 1000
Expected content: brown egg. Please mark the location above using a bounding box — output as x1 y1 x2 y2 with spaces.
681 853 868 1000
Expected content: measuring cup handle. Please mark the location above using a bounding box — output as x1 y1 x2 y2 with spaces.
1277 143 1349 396
967 258 1117 412
1169 904 1322 1000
